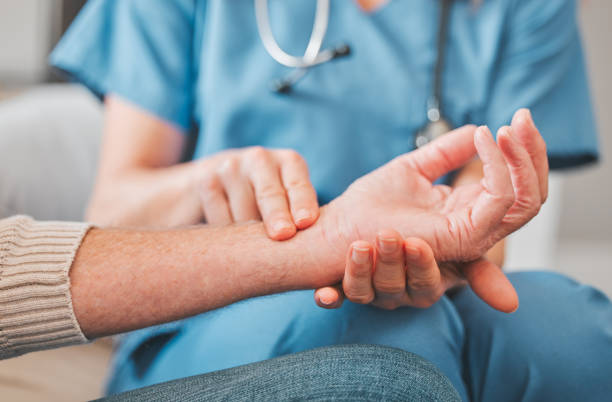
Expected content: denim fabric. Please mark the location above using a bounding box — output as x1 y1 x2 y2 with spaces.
98 344 461 402
106 272 612 401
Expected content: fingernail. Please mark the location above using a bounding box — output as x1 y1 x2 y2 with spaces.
499 126 512 140
519 109 535 129
475 126 491 141
404 244 421 260
319 293 335 306
294 209 312 225
272 219 293 234
352 247 370 265
378 237 398 254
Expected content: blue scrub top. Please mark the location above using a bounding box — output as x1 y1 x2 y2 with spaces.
51 0 599 205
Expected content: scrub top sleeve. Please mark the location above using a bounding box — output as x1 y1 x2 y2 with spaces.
50 0 197 131
484 0 599 169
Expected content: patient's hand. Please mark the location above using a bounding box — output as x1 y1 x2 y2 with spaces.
314 230 482 311
315 109 548 312
314 229 515 312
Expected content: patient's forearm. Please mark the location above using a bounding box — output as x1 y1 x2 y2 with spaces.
69 218 338 339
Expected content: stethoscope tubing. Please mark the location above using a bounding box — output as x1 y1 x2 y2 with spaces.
254 0 336 68
255 0 454 148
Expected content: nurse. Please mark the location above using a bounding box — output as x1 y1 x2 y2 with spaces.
51 0 611 401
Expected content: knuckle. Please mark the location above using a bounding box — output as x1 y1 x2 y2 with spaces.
256 183 286 201
200 173 222 194
345 291 374 305
351 264 372 278
245 146 270 164
374 280 405 295
407 276 437 292
284 178 312 191
218 156 241 177
514 196 541 217
496 191 516 210
281 149 305 164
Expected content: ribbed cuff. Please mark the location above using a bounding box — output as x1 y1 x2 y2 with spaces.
0 216 92 359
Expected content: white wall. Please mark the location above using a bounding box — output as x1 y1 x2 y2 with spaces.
0 0 62 85
558 0 612 241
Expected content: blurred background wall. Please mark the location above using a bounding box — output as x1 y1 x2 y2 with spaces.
560 0 612 240
0 0 85 87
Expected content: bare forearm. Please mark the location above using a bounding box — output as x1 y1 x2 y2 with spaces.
70 217 338 339
89 95 200 227
87 163 201 227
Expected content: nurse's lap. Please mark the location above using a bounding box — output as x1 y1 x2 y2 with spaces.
107 271 612 401
109 290 468 398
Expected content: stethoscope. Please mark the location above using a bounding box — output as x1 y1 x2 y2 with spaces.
255 0 454 148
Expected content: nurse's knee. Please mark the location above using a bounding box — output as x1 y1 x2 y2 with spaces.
456 271 612 371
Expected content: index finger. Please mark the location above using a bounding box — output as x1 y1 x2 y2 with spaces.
278 150 320 230
246 148 296 240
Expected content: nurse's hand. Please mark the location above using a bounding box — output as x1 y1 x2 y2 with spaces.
195 147 319 240
314 109 548 312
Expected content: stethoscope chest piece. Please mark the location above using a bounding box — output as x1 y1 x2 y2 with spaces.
415 117 453 149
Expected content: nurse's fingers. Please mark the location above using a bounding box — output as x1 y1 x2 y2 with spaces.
402 125 478 182
278 150 320 229
511 108 549 202
372 230 406 301
468 126 514 244
246 147 296 240
218 157 261 222
199 174 233 225
494 126 541 238
314 284 344 309
342 241 375 305
403 238 444 308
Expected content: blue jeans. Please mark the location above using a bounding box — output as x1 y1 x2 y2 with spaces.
107 272 612 401
98 344 460 401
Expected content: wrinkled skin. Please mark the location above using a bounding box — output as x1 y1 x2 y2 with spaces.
315 109 548 312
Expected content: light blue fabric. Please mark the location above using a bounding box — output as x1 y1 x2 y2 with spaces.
50 0 605 400
104 272 612 402
51 0 599 193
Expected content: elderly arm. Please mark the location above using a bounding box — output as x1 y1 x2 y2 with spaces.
70 219 337 339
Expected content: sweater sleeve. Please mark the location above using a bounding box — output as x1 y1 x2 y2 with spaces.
0 216 91 359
